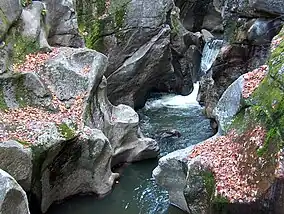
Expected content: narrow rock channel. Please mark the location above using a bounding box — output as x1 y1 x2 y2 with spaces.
46 83 214 214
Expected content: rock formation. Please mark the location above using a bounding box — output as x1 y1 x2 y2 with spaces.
0 169 30 214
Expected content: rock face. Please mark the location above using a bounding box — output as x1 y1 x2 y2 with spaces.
184 159 212 214
43 0 84 47
0 141 33 191
0 0 22 39
38 128 118 213
76 0 203 108
21 2 51 51
0 169 30 214
175 0 223 35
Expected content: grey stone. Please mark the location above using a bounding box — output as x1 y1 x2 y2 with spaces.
84 76 159 164
21 2 51 51
41 47 107 101
153 146 195 213
0 72 52 109
106 25 172 108
249 0 284 15
0 169 30 214
0 0 22 39
0 141 32 191
38 127 119 213
184 158 212 214
43 0 84 47
213 75 245 133
247 18 283 45
175 0 222 34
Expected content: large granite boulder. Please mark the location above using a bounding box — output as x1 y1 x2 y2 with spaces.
0 140 33 191
0 169 30 214
153 146 194 213
213 75 245 134
0 0 22 39
37 127 119 213
43 0 84 47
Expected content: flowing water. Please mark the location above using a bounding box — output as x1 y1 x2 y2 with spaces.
200 39 223 74
47 83 214 214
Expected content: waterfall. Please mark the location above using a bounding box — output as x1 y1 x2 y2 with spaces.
200 39 223 74
144 82 200 110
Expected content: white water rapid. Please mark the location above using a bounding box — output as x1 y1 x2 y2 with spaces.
144 82 200 110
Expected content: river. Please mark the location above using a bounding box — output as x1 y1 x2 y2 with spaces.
47 82 214 214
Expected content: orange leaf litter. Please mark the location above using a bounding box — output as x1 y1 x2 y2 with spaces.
188 126 267 203
242 65 268 99
0 48 87 144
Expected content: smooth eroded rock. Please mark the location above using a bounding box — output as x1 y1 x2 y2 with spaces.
0 140 32 191
0 169 30 214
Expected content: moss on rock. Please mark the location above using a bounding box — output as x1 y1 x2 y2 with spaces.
0 86 7 110
57 123 76 140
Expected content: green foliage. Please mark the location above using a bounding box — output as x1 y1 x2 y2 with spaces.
0 87 7 110
213 194 230 203
14 75 29 107
257 128 279 156
16 139 30 146
77 0 130 51
58 123 76 140
202 171 215 199
114 6 126 29
12 36 40 64
85 19 105 51
21 0 32 7
41 9 47 16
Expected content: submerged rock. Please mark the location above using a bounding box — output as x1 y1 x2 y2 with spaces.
0 169 30 214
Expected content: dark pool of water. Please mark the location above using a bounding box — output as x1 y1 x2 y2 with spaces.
47 89 214 214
